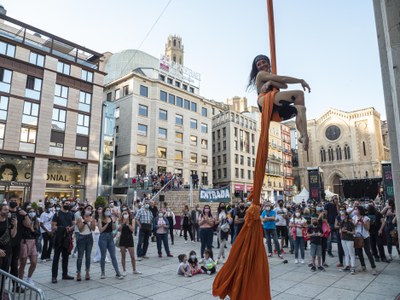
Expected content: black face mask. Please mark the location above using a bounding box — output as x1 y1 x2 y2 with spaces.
9 202 18 209
312 222 318 226
63 205 70 211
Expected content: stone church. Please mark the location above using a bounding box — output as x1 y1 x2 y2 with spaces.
289 107 390 196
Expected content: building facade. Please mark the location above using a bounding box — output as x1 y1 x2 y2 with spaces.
292 108 388 196
0 13 105 203
103 39 214 194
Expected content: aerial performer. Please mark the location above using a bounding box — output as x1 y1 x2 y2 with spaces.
212 1 310 299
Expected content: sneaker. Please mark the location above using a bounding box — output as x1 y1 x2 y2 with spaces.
311 266 316 272
142 256 149 259
278 254 284 259
40 259 47 263
185 241 188 244
198 258 204 264
192 240 195 243
137 257 142 261
27 278 34 286
295 259 299 264
100 273 105 279
51 278 57 284
322 263 329 268
121 271 127 277
281 250 286 254
207 271 211 275
308 263 313 267
158 254 162 258
318 266 326 272
336 263 343 268
372 269 377 276
268 253 272 257
340 266 350 272
62 275 74 280
133 270 142 275
351 268 356 275
358 266 367 272
300 259 305 264
274 250 278 254
116 274 124 280
167 254 174 257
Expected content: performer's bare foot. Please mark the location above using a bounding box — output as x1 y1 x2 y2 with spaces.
298 135 309 151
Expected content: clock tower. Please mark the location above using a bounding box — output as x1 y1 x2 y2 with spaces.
165 35 184 66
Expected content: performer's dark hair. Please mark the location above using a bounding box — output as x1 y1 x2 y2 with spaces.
247 55 271 91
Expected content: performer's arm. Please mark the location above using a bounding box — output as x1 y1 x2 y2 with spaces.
256 71 310 92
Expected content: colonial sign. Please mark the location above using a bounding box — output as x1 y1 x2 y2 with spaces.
199 186 230 203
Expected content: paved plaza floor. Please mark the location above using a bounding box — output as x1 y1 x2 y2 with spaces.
27 234 400 300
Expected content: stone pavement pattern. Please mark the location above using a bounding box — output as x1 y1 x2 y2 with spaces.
28 235 400 300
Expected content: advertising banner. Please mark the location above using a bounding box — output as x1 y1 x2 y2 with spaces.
199 186 230 202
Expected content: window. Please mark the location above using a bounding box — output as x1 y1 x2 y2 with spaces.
0 68 12 93
0 41 15 57
320 147 326 162
176 131 183 143
175 81 181 88
235 168 239 178
175 114 183 125
81 69 93 82
115 107 120 118
217 130 220 139
77 114 90 135
159 74 165 81
137 144 147 156
241 169 244 179
25 76 42 100
189 87 194 93
22 101 39 126
251 134 255 142
201 123 208 133
191 102 197 112
201 139 208 149
169 94 175 105
115 89 120 99
234 127 238 137
175 150 183 161
223 168 227 178
159 109 168 121
183 84 188 90
363 141 366 156
248 170 251 180
0 123 4 141
54 84 68 106
51 108 66 131
235 154 239 164
20 127 36 144
218 142 221 151
247 157 251 167
160 90 167 102
240 155 244 165
29 52 45 67
202 155 208 164
123 85 129 96
328 146 334 161
79 91 91 112
223 141 226 150
137 104 147 117
184 99 190 110
158 127 167 139
176 97 183 107
167 78 173 84
344 144 351 160
57 61 70 75
234 140 238 150
106 92 112 101
140 85 148 97
336 146 342 160
252 158 255 167
190 152 198 163
190 135 197 146
75 135 88 153
138 124 147 136
190 118 197 129
202 107 207 117
217 169 221 179
218 156 221 165
158 147 167 158
223 127 226 137
0 96 9 121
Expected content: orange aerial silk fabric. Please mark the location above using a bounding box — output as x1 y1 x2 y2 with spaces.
212 90 278 300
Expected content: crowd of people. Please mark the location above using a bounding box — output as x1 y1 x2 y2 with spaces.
0 192 398 294
133 171 184 194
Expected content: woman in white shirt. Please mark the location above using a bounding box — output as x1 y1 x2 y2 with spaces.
352 206 376 275
289 208 307 264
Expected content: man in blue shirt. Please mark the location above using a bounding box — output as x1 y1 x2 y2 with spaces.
261 202 283 258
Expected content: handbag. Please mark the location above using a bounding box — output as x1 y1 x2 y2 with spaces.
354 236 364 248
221 221 230 233
114 233 121 248
390 228 398 245
322 222 331 238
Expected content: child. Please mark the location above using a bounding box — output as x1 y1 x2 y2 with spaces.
307 217 325 272
177 254 192 277
201 249 217 275
188 250 204 275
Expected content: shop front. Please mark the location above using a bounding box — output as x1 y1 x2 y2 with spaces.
0 154 33 203
44 160 86 201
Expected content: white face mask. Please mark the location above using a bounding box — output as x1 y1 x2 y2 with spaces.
159 213 163 218
104 211 111 217
123 214 129 219
295 212 301 217
190 255 196 260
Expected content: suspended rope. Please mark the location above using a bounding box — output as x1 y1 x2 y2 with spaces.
212 1 277 299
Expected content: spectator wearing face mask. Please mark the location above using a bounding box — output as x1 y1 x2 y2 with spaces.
262 203 283 258
290 208 307 264
233 202 246 243
39 203 55 262
324 196 339 258
75 205 95 281
0 204 17 273
379 199 398 261
19 206 39 286
274 200 288 253
97 206 123 280
367 202 388 263
51 200 75 283
164 204 176 245
334 206 346 268
135 201 154 260
198 205 215 260
153 211 173 258
119 210 142 276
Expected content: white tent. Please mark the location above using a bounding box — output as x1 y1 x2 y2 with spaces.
325 189 338 199
294 188 309 204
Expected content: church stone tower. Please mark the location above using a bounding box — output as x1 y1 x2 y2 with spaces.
165 35 184 65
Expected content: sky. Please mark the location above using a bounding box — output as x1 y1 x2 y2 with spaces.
2 0 386 120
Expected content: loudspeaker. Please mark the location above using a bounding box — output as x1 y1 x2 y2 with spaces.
159 194 165 202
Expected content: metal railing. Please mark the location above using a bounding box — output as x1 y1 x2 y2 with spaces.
0 268 46 300
150 175 176 202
